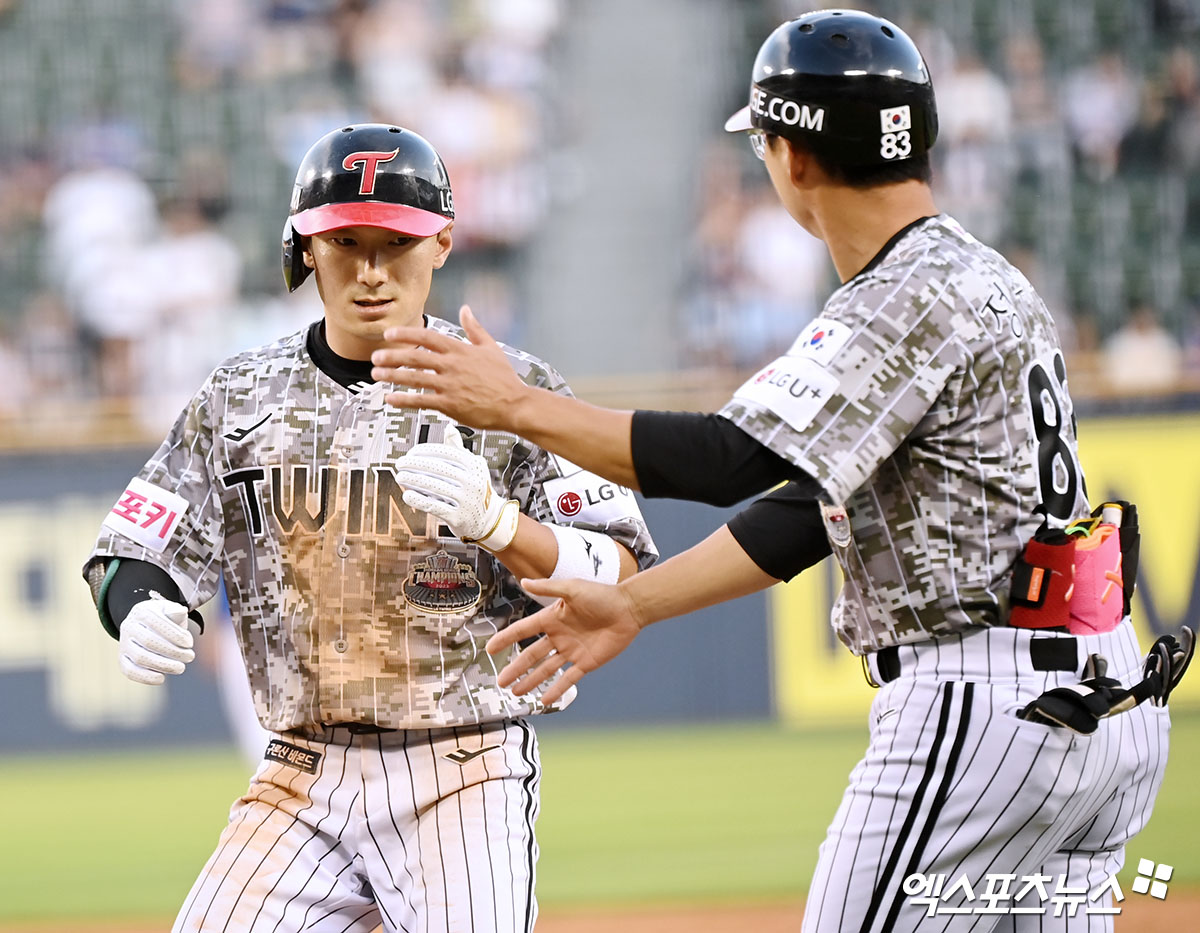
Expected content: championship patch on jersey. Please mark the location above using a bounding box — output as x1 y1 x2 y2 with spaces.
731 356 840 434
543 470 638 525
101 477 189 553
785 317 853 366
403 549 483 614
264 739 322 774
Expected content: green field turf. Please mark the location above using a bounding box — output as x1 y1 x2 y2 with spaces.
0 715 1196 926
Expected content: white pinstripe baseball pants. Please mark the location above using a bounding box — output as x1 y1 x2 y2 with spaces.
173 719 541 933
803 621 1170 933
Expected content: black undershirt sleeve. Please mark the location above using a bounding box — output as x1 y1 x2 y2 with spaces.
104 559 192 637
727 483 833 581
630 410 803 505
629 409 833 581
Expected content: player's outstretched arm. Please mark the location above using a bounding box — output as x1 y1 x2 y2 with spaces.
372 306 641 490
485 525 778 704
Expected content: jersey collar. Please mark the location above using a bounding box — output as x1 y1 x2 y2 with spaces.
849 214 940 282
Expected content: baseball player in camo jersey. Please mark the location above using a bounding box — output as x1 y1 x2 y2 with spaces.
370 12 1194 932
82 123 656 933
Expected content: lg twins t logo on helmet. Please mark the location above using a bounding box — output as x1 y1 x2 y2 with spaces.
342 149 400 195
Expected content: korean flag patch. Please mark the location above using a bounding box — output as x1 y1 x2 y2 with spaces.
879 105 911 134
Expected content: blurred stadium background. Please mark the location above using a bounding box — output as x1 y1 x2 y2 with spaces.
1 0 1198 929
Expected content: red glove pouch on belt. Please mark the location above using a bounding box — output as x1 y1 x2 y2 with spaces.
1010 530 1076 630
1009 508 1129 634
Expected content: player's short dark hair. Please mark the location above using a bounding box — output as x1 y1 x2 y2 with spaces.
777 134 933 188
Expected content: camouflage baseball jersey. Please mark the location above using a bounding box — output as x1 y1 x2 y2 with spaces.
87 316 657 730
720 215 1089 654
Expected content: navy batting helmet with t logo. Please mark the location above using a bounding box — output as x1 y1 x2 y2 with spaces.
282 124 454 292
725 9 937 166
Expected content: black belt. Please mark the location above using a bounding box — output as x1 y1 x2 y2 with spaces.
874 637 1078 685
330 722 398 734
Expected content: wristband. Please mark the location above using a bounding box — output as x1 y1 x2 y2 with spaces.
547 524 622 584
525 524 623 607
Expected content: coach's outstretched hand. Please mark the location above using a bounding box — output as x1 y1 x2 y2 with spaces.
486 577 646 705
372 305 528 430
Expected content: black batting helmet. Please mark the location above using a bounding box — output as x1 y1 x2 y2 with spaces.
282 123 455 292
725 9 937 166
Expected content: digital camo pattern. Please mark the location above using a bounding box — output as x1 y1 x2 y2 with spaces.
87 316 657 730
720 215 1089 653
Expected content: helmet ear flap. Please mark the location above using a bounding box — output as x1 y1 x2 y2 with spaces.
281 220 311 292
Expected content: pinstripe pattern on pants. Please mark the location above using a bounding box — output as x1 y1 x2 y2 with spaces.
802 621 1170 933
173 719 540 933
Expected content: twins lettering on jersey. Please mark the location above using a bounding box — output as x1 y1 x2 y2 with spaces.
221 465 429 538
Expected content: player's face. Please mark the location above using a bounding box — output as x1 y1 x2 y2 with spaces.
304 224 453 360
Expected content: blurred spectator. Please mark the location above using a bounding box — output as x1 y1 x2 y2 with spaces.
679 143 752 367
18 293 85 401
172 0 261 89
1163 45 1200 174
1102 304 1184 392
133 196 244 431
41 166 161 398
1152 0 1200 36
351 0 440 125
328 0 370 97
0 324 33 417
934 49 1015 242
461 0 561 93
1002 33 1070 186
1062 52 1140 181
1118 79 1172 176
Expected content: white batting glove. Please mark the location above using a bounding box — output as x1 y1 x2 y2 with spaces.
396 427 520 551
118 595 195 686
